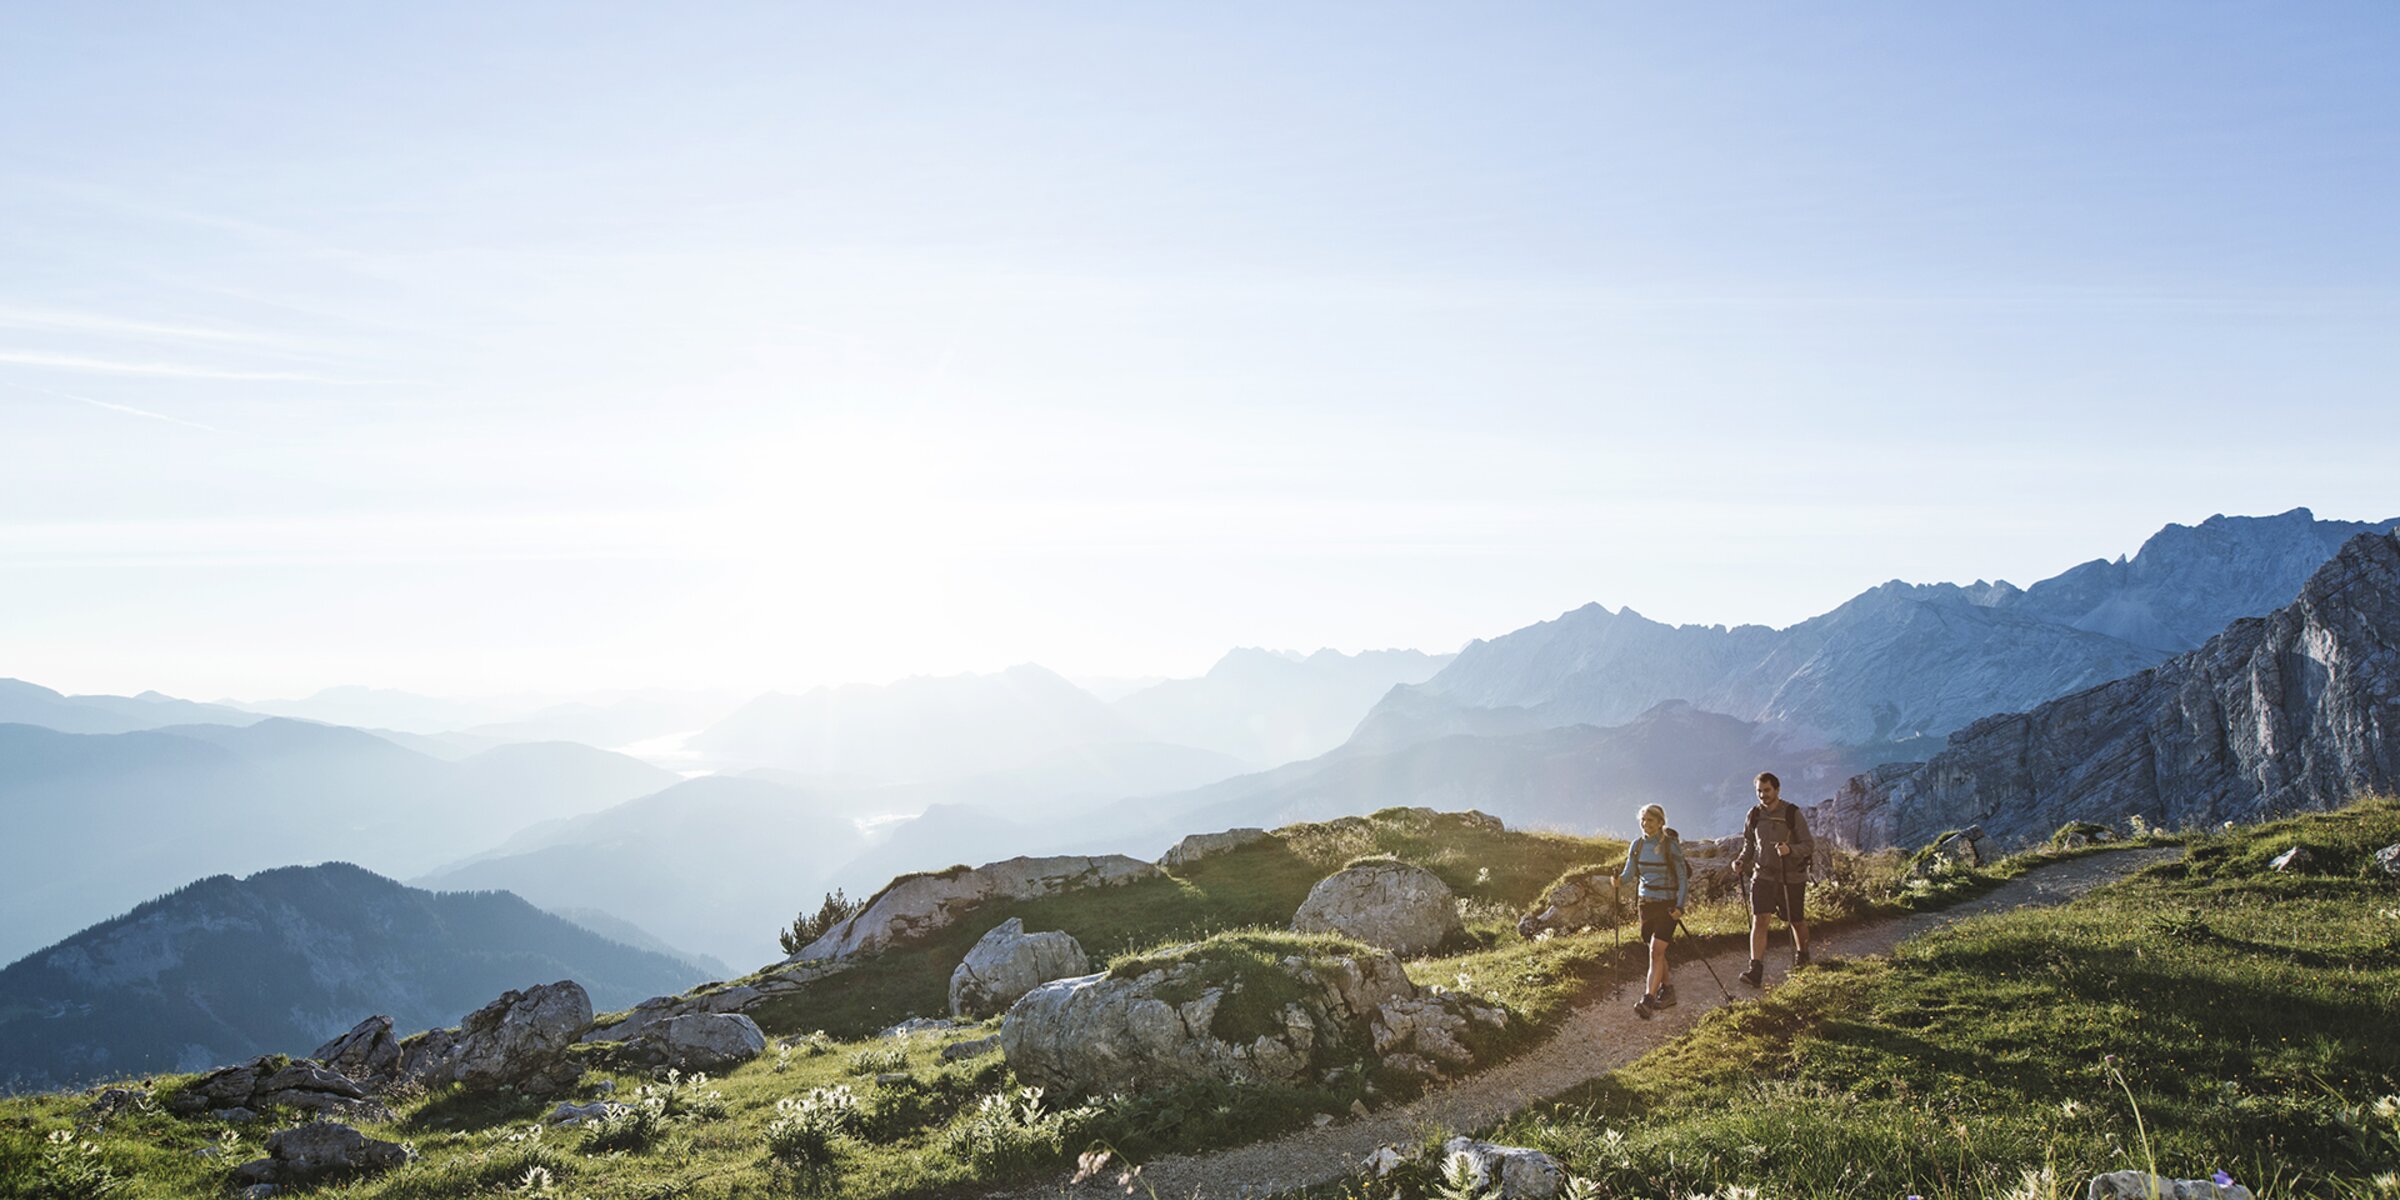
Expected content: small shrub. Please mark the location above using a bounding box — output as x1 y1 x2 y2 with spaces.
941 1086 1094 1171
25 1130 126 1200
763 1085 856 1174
581 1099 667 1153
779 889 867 956
846 1046 908 1076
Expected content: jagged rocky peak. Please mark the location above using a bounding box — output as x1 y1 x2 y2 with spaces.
1815 530 2400 854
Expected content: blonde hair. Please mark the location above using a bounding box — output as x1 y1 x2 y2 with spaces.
1637 803 1666 826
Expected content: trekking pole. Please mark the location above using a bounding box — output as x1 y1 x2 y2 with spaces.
1607 878 1626 999
1674 916 1738 1004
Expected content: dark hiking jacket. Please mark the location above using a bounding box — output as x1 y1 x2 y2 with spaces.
1736 801 1815 884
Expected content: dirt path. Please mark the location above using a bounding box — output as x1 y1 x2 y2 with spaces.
994 846 2181 1200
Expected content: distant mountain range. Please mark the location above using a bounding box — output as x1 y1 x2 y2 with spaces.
0 679 258 735
414 775 873 970
1359 509 2397 750
0 721 677 965
1114 648 1451 766
1816 529 2400 853
0 863 706 1094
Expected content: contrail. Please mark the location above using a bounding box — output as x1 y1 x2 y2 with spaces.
7 382 230 433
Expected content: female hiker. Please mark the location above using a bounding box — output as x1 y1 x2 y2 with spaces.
1618 802 1690 1019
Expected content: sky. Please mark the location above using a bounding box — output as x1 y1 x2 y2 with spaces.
4 3 2396 700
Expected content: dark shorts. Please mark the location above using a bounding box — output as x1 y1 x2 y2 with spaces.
1750 880 1807 921
1639 900 1677 943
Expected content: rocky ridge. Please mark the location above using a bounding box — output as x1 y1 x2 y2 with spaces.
1814 531 2400 853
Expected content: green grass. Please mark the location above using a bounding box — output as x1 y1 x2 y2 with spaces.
7 802 2318 1200
1313 796 2400 1200
741 806 1622 1039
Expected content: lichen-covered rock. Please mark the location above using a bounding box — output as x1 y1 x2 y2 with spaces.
1516 867 1622 940
1910 826 1988 879
313 1015 402 1086
942 1033 1002 1061
169 1057 387 1122
793 855 1162 962
229 1121 409 1188
1159 827 1271 869
401 980 592 1093
1816 531 2400 854
1442 1137 1565 1199
619 1012 766 1072
1291 861 1462 955
2375 842 2400 877
2084 1170 2255 1199
1000 939 1499 1096
949 917 1091 1017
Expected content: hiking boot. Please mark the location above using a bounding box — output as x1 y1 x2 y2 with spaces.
1632 994 1656 1020
1651 984 1677 1008
1739 959 1764 987
1794 948 1813 968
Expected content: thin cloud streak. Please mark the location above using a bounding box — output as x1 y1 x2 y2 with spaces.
0 304 307 349
9 383 229 433
0 349 353 383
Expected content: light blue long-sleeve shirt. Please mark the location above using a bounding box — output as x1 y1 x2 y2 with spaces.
1619 831 1690 909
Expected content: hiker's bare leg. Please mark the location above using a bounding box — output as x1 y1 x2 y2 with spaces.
1749 913 1771 960
1647 936 1669 995
1791 919 1809 954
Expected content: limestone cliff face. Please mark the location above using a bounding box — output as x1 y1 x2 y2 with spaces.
1813 531 2400 853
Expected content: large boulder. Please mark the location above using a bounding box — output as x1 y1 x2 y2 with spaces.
2375 842 2400 878
793 855 1162 962
169 1057 387 1123
618 1012 767 1072
313 1015 402 1087
950 917 1091 1018
402 980 592 1093
229 1121 410 1188
1516 867 1622 940
1159 827 1271 869
1291 860 1462 955
1001 939 1505 1096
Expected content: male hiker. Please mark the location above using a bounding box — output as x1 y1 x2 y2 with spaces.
1734 771 1813 986
1618 802 1690 1018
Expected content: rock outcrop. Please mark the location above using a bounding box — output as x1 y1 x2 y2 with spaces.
1290 860 1462 955
1515 867 1622 939
1000 941 1504 1096
792 855 1162 962
949 917 1090 1018
312 1015 402 1088
616 1012 767 1072
2375 843 2400 878
169 1057 387 1122
400 980 592 1093
229 1121 410 1189
581 958 855 1045
1159 827 1271 869
1815 532 2400 853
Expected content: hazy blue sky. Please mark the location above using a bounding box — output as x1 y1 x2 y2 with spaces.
4 3 2396 698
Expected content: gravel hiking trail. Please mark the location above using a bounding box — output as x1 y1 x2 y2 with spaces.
996 846 2182 1200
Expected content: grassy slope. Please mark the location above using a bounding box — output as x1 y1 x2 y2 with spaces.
0 808 1634 1199
739 807 1623 1040
16 802 2376 1199
1333 798 2400 1200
